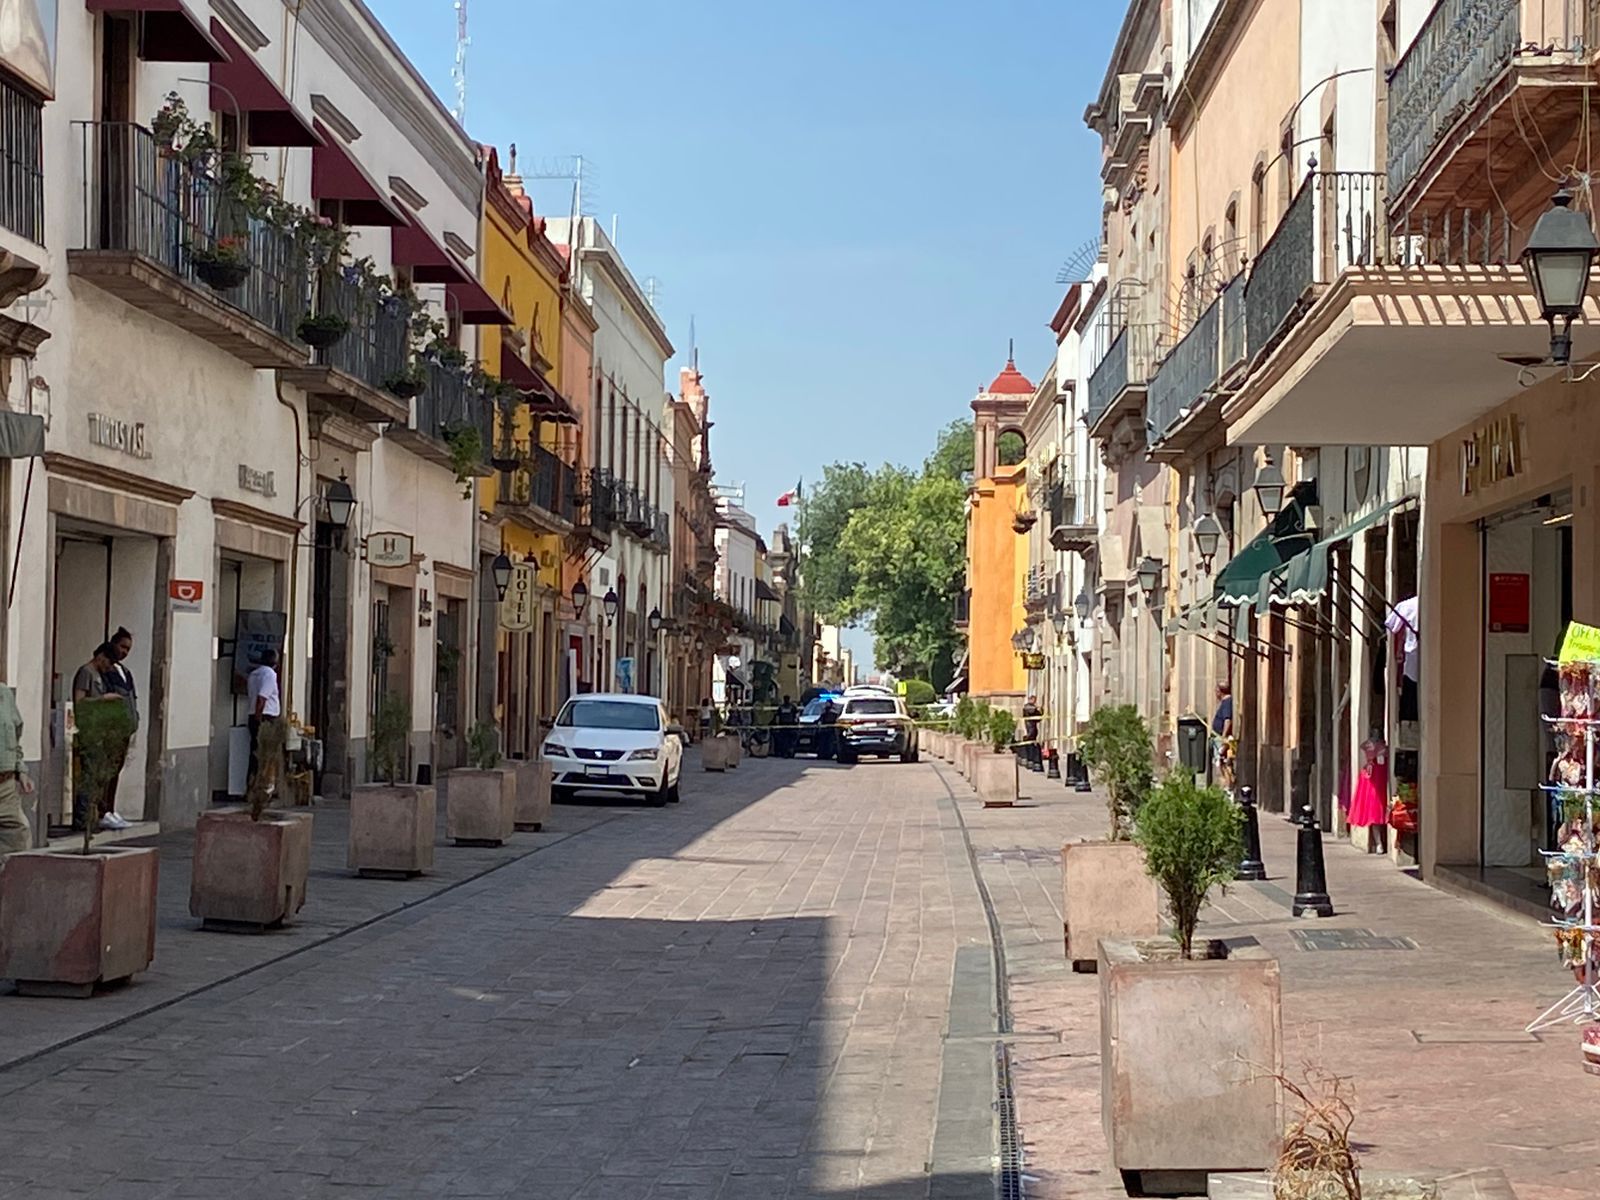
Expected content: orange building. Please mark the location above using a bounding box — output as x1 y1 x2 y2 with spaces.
965 355 1032 702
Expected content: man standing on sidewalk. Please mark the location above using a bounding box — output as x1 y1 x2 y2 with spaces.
245 650 285 814
0 683 35 858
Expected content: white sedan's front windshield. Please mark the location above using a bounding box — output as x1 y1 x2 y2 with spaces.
559 700 661 731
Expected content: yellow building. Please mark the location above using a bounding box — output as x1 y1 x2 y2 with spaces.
965 356 1032 701
478 147 582 757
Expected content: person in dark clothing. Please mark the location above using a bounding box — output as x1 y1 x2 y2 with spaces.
774 695 799 758
1021 695 1043 771
819 696 841 761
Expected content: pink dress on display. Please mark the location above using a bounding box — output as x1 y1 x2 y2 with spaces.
1347 739 1389 828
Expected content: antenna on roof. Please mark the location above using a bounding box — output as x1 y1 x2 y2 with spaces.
689 315 698 371
451 0 469 124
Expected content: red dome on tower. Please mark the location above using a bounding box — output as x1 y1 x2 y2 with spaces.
986 355 1034 396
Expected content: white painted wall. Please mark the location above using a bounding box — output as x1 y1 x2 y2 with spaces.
1298 0 1379 175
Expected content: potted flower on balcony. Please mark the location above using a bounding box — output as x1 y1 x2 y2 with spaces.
0 696 158 997
442 422 484 498
294 215 353 348
297 310 351 349
1012 508 1038 534
383 359 428 399
191 234 252 291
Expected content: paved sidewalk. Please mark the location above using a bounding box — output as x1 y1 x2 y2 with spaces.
938 761 1591 1200
1 779 624 1070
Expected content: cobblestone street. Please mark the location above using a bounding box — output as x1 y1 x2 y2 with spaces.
0 754 1001 1199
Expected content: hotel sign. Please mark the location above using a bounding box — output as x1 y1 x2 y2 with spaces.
1461 415 1523 497
87 413 150 460
499 564 535 633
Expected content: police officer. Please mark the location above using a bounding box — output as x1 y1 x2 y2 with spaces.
774 695 799 758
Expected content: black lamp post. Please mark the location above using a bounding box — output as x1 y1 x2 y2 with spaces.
1193 511 1223 570
325 474 355 530
602 588 619 625
490 552 513 602
1136 556 1162 600
572 579 589 617
1522 186 1599 365
1073 589 1093 624
1254 455 1287 520
648 606 662 634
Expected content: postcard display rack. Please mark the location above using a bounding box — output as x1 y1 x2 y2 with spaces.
1530 654 1600 1038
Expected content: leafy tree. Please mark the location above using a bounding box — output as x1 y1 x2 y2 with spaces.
799 422 974 690
1078 704 1154 840
902 680 937 707
1134 773 1243 959
997 430 1025 466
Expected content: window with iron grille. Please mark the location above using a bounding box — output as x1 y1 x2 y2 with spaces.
0 74 44 245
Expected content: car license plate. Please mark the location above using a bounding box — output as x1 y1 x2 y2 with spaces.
585 766 611 779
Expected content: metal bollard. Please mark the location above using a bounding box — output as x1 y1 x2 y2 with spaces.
1236 786 1266 881
1046 749 1061 780
1292 802 1335 918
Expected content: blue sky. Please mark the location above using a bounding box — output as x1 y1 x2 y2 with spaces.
369 0 1121 671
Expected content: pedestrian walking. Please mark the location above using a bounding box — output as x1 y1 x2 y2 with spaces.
1210 683 1235 788
699 697 716 742
71 642 127 831
246 649 285 813
0 682 35 858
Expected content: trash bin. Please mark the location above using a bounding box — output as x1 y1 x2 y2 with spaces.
1176 717 1209 775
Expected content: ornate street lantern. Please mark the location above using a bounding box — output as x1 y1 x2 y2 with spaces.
1136 556 1162 600
648 606 662 634
324 474 355 530
602 588 619 624
1193 510 1223 570
571 579 589 617
1522 186 1599 365
1253 455 1286 520
489 552 513 602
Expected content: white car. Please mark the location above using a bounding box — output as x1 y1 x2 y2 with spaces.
543 694 683 806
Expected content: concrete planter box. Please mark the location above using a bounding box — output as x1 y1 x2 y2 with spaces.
513 760 552 831
0 846 159 997
349 784 435 877
1100 937 1282 1195
703 737 730 771
1061 841 1162 970
936 733 953 761
916 728 930 754
1208 1167 1518 1199
973 751 1017 807
191 809 312 931
956 740 974 778
445 768 517 846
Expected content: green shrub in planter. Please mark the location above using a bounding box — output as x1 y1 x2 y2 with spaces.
370 694 411 786
954 697 978 739
1133 772 1243 959
73 698 137 854
988 708 1016 750
466 720 502 770
902 679 937 708
1078 703 1154 840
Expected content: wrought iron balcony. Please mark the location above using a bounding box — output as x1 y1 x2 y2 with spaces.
1049 479 1099 554
69 121 309 369
0 76 43 246
1085 322 1162 436
1024 564 1056 612
389 358 494 476
504 444 578 529
1147 296 1220 448
280 268 411 424
1220 271 1246 378
588 468 621 533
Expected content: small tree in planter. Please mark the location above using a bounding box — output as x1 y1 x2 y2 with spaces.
1078 704 1154 840
988 708 1016 752
1133 772 1243 959
445 720 515 847
349 695 434 878
0 695 157 995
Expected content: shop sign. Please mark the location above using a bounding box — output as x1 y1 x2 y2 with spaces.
1460 415 1523 497
1561 621 1600 664
237 464 277 499
366 531 414 568
499 564 535 633
168 579 204 614
1022 652 1046 670
87 413 150 460
1488 573 1530 633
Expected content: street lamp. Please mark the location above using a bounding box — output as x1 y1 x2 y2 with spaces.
1521 186 1599 365
571 579 589 617
648 606 662 634
1073 588 1094 623
1011 628 1030 653
1253 455 1287 520
490 552 513 602
324 473 355 530
602 588 619 625
1193 510 1223 570
1136 556 1162 600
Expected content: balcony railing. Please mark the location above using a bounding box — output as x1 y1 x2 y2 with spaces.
1220 270 1246 375
1387 0 1522 201
415 360 493 466
75 121 308 344
1 76 43 245
589 469 620 532
1085 322 1163 430
1148 295 1220 443
1245 172 1316 362
312 269 409 395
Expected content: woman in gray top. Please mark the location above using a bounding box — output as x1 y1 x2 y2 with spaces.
71 643 128 831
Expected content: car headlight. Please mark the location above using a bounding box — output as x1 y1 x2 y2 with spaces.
627 747 659 761
543 743 570 757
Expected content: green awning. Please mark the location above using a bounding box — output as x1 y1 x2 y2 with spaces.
1212 496 1312 605
0 411 43 459
1253 496 1414 615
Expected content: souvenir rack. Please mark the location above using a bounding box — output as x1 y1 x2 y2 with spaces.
1529 705 1600 1034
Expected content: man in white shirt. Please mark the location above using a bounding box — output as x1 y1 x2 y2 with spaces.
245 649 284 816
1386 595 1420 721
